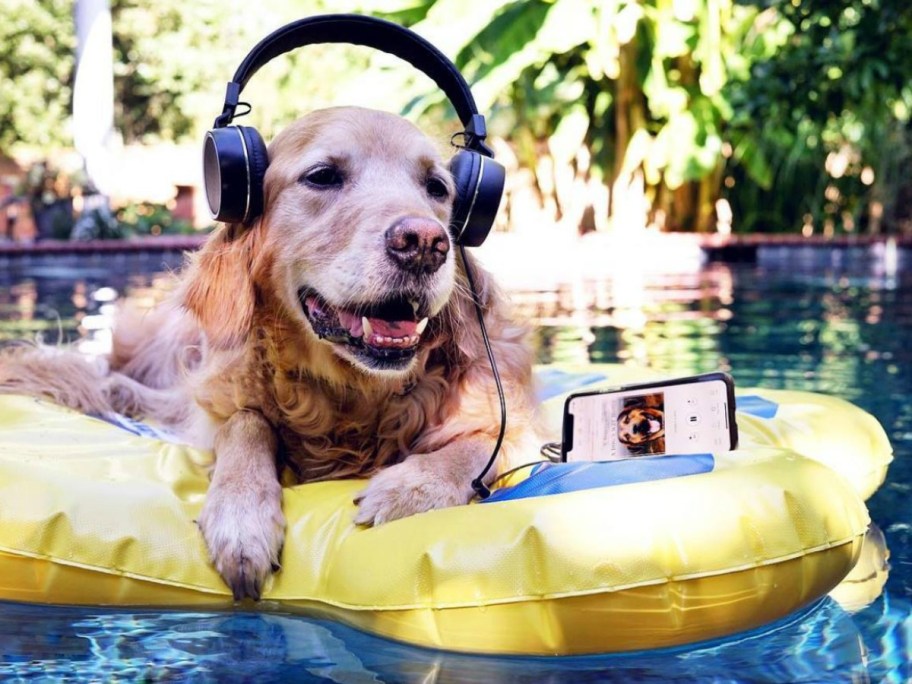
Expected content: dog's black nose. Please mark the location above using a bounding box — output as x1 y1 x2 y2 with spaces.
385 217 449 275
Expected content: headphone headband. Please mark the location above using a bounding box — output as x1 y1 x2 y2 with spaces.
204 12 505 245
214 13 492 155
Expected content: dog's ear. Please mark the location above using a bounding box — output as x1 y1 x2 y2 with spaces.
181 224 262 350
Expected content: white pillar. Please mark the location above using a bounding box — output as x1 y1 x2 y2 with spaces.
73 0 116 195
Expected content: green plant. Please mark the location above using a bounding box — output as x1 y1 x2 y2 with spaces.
71 200 122 240
725 0 912 234
357 0 767 232
356 0 912 235
0 0 76 152
5 0 910 234
115 201 195 236
21 161 78 239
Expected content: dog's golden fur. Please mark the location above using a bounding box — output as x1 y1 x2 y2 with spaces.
0 107 535 599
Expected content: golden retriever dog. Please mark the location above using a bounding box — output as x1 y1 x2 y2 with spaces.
0 107 535 599
616 403 666 456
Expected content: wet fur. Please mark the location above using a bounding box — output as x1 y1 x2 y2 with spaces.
0 107 535 599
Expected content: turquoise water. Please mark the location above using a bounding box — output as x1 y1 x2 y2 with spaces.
1 247 911 681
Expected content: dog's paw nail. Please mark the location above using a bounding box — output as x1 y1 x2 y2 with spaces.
353 510 372 526
237 575 261 602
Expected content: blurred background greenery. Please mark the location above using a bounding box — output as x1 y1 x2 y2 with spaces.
1 0 910 239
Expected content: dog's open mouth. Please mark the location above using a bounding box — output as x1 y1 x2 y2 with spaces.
298 288 429 370
633 419 663 436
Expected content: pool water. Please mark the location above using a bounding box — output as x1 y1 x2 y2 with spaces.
1 247 911 682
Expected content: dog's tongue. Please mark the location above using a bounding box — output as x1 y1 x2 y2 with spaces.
366 318 418 337
336 311 418 339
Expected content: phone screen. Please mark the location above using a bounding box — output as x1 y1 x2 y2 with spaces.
564 376 734 461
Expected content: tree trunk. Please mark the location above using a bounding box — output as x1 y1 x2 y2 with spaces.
612 36 647 222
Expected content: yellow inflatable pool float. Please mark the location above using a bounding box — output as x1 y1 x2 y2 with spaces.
0 365 891 655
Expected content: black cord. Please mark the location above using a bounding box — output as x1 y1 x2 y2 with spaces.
487 460 540 490
540 441 563 462
461 245 507 499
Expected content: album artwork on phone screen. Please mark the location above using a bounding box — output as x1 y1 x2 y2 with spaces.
615 392 666 456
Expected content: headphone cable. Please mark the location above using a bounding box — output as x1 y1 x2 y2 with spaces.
460 245 506 500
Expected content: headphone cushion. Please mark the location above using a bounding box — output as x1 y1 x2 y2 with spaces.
449 151 480 241
239 126 269 222
448 150 504 247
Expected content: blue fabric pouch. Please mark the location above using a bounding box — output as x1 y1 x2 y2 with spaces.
485 454 715 503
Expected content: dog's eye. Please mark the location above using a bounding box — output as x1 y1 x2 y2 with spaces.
425 176 449 200
300 166 344 189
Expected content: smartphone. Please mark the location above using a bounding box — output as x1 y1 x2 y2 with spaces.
561 372 737 462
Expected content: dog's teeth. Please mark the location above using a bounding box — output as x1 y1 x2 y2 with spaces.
416 317 429 335
362 317 373 338
410 300 420 315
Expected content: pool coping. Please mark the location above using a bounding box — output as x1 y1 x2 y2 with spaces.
0 233 909 259
0 235 206 255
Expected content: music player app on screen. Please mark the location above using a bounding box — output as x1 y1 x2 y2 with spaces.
566 379 732 461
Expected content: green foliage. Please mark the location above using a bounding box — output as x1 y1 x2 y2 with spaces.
110 0 379 144
21 161 78 239
725 0 912 233
110 0 240 143
116 201 195 236
364 0 754 229
0 0 366 148
71 202 123 240
363 0 912 234
0 0 76 151
2 0 911 234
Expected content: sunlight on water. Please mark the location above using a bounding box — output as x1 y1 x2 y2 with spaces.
1 246 911 682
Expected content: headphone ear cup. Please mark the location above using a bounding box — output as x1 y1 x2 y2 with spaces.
202 125 269 224
448 150 505 247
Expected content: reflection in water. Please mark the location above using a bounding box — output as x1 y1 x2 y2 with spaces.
0 252 185 351
5 253 909 404
0 597 896 683
531 265 912 409
831 525 891 614
1 247 911 681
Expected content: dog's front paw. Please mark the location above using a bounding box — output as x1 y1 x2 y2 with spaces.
197 481 285 600
354 457 472 526
102 374 142 415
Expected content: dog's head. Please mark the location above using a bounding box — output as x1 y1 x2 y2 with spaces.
184 107 462 378
616 406 665 447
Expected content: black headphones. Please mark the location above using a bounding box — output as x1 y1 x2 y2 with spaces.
202 14 505 247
